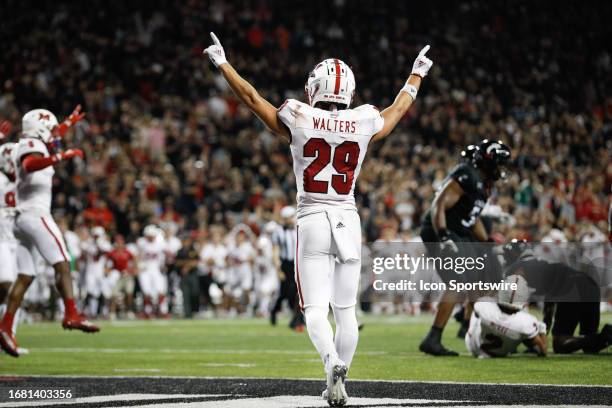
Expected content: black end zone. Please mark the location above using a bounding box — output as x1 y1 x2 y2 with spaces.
0 376 610 407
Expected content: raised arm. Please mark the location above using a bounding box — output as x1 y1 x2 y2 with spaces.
371 45 433 142
203 33 290 142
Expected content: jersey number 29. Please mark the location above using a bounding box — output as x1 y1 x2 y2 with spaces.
303 138 360 195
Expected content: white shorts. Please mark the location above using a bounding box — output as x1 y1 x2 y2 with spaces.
296 209 361 310
465 317 486 358
85 265 105 297
102 270 121 299
16 243 38 277
0 240 18 283
15 211 69 267
138 268 167 297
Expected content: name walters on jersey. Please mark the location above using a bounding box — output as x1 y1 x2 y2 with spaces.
277 99 383 217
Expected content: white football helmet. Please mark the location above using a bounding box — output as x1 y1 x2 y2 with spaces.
0 142 15 175
22 109 58 143
144 224 158 237
91 226 106 237
498 274 530 311
305 58 355 108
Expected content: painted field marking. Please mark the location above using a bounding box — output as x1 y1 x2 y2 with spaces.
0 393 228 408
27 347 386 356
199 363 256 368
1 374 610 389
113 368 163 373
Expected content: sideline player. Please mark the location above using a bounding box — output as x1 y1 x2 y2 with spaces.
135 225 168 317
418 140 510 356
82 226 112 317
0 107 99 358
0 137 17 310
466 275 547 358
204 32 433 406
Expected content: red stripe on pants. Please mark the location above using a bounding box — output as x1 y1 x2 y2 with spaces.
295 225 304 310
41 217 68 262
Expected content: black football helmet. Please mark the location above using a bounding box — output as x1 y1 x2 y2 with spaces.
502 238 529 265
460 144 478 162
473 139 511 181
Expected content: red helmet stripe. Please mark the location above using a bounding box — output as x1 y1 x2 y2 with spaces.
333 59 341 95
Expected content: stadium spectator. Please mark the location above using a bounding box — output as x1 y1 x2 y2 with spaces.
0 0 609 319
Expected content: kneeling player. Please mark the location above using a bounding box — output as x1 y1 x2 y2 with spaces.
466 275 547 357
0 107 99 358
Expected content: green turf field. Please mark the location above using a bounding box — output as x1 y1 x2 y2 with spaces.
2 314 610 385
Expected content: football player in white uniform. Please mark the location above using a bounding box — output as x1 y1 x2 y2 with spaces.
226 227 256 315
205 32 433 406
254 222 280 317
136 225 168 317
0 140 18 307
82 226 113 317
0 107 99 358
466 275 547 358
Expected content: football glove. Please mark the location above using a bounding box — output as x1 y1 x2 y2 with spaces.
0 120 12 139
203 32 228 68
411 45 433 78
56 148 84 162
53 105 85 137
438 229 459 253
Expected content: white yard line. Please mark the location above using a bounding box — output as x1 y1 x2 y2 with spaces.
199 363 256 368
113 368 163 373
0 394 228 407
26 347 386 356
0 374 609 388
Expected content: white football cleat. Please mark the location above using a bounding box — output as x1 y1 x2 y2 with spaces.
323 355 348 407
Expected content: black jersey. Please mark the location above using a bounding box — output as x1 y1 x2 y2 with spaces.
423 163 489 238
505 251 600 302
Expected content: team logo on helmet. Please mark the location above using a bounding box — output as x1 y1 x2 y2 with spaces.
21 109 59 143
305 58 356 108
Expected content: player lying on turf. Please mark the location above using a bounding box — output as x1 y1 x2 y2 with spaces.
0 107 100 358
204 32 433 407
466 275 548 358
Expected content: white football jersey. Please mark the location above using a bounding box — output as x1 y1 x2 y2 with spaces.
82 237 111 276
466 301 545 358
136 236 166 273
13 138 54 213
0 172 16 241
277 99 383 217
200 243 228 279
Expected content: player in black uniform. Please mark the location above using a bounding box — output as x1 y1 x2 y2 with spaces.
419 139 511 356
608 192 612 243
503 239 611 354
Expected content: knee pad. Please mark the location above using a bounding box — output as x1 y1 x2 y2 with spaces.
304 305 329 327
332 305 357 329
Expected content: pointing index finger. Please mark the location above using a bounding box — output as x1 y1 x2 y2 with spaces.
418 45 430 57
210 32 221 46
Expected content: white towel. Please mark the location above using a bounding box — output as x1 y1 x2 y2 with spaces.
325 209 360 264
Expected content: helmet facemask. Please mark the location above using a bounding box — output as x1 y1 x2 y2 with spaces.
475 140 512 181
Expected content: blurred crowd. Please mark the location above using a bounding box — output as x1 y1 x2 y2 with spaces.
0 0 611 319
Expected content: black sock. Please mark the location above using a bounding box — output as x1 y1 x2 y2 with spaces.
429 326 443 342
